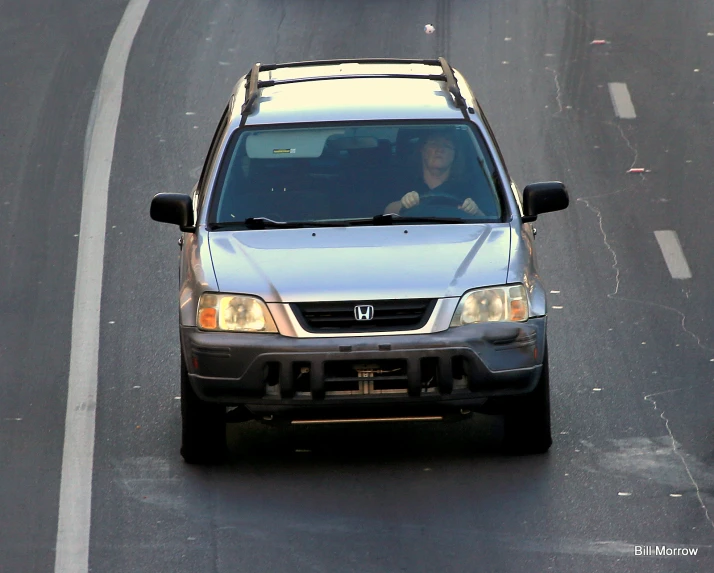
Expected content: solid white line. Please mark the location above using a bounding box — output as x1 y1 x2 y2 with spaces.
654 230 692 279
608 82 636 119
54 1 151 572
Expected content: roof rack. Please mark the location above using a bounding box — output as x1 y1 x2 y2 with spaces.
240 62 261 122
239 57 471 121
437 57 469 117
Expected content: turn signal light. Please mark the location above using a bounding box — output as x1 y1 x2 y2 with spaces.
198 308 217 330
510 299 527 321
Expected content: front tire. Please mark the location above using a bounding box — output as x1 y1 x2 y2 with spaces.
502 346 552 455
180 350 227 464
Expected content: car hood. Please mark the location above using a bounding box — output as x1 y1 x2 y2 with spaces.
208 224 511 302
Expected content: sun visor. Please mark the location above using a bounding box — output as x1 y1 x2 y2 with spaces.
245 129 345 159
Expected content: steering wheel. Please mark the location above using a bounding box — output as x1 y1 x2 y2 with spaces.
401 193 465 218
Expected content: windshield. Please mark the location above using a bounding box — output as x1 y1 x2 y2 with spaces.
208 122 504 227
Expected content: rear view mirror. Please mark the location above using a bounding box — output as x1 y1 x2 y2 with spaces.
150 193 195 231
522 182 569 222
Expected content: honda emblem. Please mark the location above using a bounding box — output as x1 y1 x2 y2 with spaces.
354 305 374 321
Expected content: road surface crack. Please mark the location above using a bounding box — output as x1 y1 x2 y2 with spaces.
546 67 564 115
576 197 620 295
577 119 713 530
576 117 711 352
644 389 714 530
612 122 640 171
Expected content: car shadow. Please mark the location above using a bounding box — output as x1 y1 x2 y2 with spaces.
216 413 556 474
175 414 558 543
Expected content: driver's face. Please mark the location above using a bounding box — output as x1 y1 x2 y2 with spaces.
422 136 456 171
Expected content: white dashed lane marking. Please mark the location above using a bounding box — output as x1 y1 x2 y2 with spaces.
608 82 637 119
654 230 692 279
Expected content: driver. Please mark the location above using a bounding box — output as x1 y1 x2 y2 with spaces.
384 131 483 216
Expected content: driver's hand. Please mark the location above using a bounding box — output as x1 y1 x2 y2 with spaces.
459 197 481 215
401 191 420 210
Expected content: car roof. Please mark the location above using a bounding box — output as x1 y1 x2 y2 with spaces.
227 58 483 127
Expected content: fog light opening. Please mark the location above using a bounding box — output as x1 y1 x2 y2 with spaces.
293 362 311 394
420 358 439 394
264 362 280 397
451 356 464 379
452 356 469 391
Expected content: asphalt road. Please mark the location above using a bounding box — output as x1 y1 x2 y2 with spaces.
2 0 714 571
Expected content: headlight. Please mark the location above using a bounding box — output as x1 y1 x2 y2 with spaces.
197 293 278 333
450 285 528 327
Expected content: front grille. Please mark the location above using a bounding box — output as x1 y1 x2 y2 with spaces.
324 359 409 395
291 299 436 333
258 355 472 400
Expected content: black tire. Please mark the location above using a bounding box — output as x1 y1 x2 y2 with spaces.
180 351 227 464
502 346 552 455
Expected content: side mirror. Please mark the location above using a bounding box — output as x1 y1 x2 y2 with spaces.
150 193 195 231
521 182 569 222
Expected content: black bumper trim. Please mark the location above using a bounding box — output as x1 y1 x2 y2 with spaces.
181 318 546 406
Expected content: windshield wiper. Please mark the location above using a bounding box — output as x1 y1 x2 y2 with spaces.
366 214 466 225
208 217 351 230
208 214 468 231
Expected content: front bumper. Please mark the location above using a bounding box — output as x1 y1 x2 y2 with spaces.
181 318 546 413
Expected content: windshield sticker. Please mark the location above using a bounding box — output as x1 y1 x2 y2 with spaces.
273 148 296 154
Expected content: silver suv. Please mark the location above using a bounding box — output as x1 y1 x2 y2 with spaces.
150 58 569 464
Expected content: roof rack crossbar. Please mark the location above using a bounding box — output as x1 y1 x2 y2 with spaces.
258 58 442 72
257 73 447 89
437 57 470 119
